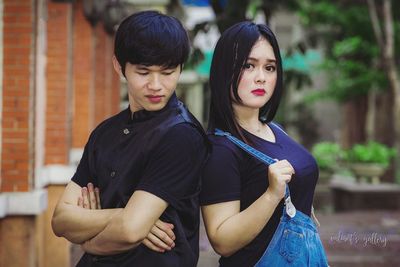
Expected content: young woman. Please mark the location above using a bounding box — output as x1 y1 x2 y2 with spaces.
200 21 327 266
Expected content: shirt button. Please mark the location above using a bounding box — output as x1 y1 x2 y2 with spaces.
110 171 116 177
123 128 130 135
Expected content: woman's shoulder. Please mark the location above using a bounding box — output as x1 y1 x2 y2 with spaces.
268 121 287 135
207 133 239 150
206 133 244 160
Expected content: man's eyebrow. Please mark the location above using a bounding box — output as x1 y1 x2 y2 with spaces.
135 65 177 71
136 65 150 70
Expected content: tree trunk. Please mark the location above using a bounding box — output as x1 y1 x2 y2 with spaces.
367 0 400 182
382 0 400 183
374 89 396 182
341 95 368 149
374 89 395 146
211 0 249 33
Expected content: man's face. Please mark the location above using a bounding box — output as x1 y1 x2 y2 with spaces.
115 59 181 112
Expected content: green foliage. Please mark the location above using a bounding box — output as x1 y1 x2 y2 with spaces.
311 142 344 171
344 141 397 167
297 0 391 103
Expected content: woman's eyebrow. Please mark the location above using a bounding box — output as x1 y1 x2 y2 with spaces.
247 57 276 63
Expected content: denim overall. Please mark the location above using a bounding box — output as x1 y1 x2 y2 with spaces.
215 129 329 267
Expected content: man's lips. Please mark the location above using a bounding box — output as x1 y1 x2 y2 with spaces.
146 95 163 103
251 89 266 96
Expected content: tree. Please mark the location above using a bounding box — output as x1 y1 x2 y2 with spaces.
210 0 250 33
295 0 399 181
367 0 400 179
298 1 386 147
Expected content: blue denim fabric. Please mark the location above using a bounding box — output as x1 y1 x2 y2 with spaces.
254 206 329 267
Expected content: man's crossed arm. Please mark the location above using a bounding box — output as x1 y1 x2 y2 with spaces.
51 181 175 255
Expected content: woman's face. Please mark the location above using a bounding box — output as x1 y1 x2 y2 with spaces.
233 37 277 111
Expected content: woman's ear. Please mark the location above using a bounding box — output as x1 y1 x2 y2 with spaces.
112 56 124 78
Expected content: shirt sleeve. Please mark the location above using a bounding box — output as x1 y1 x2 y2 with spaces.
199 138 242 206
71 142 91 187
136 123 207 210
71 129 97 187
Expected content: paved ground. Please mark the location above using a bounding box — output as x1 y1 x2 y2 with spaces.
198 210 400 267
71 210 400 267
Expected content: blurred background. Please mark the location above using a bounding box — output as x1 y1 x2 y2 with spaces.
0 0 399 266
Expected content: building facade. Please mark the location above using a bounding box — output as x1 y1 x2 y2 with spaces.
0 0 168 266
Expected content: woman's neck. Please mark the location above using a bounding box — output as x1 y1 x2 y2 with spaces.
234 105 262 131
233 104 276 143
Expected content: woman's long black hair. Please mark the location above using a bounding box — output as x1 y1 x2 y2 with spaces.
208 21 283 141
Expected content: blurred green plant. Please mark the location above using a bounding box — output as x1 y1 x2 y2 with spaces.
311 142 344 172
344 141 397 168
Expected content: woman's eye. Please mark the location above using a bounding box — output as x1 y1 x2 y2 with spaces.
266 65 276 72
243 63 254 69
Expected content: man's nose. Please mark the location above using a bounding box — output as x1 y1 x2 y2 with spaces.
148 74 162 91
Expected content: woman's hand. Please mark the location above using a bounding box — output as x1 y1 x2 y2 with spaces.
267 160 295 201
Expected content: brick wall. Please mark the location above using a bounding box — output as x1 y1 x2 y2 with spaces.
1 1 121 266
1 0 34 192
94 25 108 126
45 2 72 165
72 0 94 148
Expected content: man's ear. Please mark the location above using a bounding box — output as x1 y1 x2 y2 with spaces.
112 56 124 77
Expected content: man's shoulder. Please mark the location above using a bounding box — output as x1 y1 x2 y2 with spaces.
88 109 127 141
98 109 126 128
164 122 205 144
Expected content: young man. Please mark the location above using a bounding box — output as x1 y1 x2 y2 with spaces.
51 10 208 266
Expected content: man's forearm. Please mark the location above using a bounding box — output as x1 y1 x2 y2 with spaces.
82 190 168 255
52 203 122 244
82 209 144 255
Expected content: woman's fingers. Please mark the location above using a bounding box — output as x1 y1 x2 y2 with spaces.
281 174 293 183
269 161 295 178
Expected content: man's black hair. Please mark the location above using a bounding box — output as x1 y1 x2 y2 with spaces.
114 10 190 75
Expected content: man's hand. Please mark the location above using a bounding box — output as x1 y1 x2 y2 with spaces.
78 183 101 209
79 183 175 253
142 220 176 252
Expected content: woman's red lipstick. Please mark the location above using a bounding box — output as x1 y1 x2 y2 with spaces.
251 89 266 96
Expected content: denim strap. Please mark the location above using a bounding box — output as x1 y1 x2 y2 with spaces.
214 128 295 218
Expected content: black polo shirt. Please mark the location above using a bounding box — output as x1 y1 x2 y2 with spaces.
72 95 208 267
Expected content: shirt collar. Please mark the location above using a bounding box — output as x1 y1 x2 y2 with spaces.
125 93 179 124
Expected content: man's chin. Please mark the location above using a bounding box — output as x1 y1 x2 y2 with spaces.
144 102 167 111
